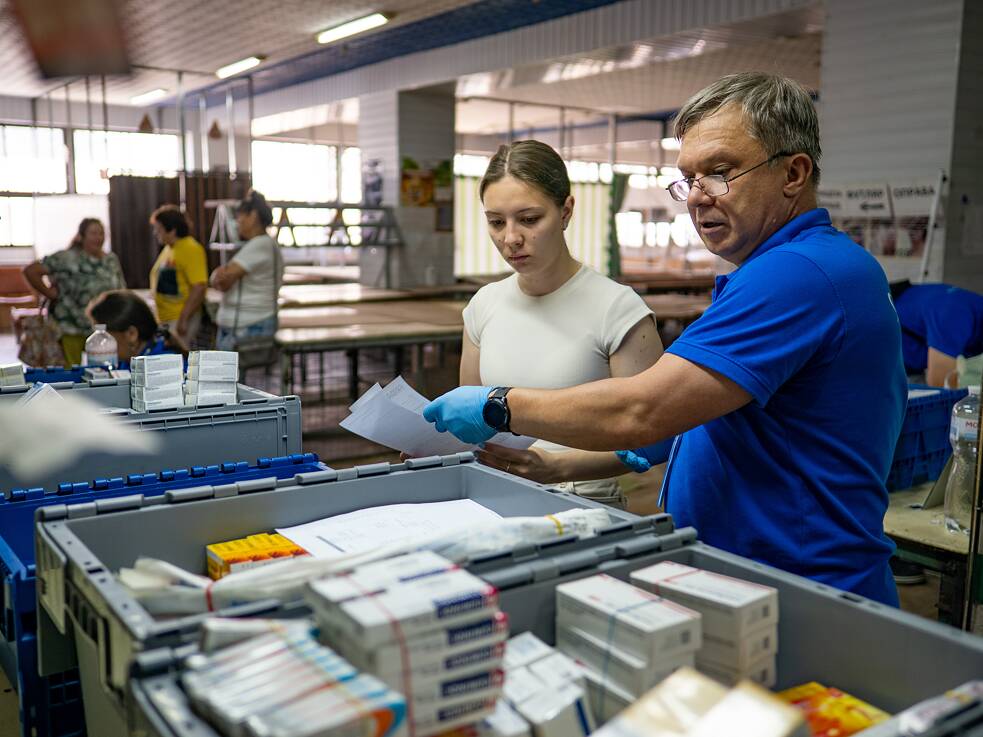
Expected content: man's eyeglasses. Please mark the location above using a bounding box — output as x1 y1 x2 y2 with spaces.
667 152 794 202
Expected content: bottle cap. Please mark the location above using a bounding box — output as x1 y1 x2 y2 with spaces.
968 385 980 396
94 324 106 331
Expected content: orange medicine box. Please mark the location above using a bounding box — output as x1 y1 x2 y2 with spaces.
205 533 308 580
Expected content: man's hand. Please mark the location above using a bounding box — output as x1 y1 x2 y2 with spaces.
423 386 496 444
615 449 653 473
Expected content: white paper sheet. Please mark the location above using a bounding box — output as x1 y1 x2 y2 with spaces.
276 499 502 559
340 376 537 456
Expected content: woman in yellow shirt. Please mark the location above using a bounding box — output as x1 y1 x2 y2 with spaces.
149 205 208 343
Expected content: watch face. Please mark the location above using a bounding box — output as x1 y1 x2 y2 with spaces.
482 399 507 430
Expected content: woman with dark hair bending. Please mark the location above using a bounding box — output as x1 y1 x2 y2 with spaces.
23 218 126 366
87 290 186 366
210 190 283 350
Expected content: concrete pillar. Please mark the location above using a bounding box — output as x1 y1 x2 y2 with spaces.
819 0 983 287
358 86 456 288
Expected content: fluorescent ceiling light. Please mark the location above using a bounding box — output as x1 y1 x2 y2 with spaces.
317 13 389 45
216 56 263 79
660 137 681 151
130 88 167 106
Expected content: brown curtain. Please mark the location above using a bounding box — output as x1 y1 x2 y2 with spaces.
108 172 252 287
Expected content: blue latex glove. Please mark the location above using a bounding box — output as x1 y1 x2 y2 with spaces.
423 386 497 445
615 449 652 473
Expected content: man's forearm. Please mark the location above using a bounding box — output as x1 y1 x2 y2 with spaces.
506 354 750 452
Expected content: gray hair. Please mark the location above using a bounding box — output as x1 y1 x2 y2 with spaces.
673 72 821 185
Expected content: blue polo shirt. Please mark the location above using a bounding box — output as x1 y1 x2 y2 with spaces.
893 283 983 373
658 208 906 605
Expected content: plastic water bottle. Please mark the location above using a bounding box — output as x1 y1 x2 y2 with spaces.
83 324 118 369
944 385 979 534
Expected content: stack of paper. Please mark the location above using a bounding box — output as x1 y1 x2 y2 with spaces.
554 574 703 723
341 376 537 457
307 558 507 736
130 354 184 411
630 561 779 688
0 362 25 388
185 351 238 406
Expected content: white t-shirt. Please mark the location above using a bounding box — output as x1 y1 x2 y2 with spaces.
463 265 654 500
216 234 283 327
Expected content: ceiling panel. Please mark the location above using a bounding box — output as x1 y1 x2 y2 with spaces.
0 0 479 104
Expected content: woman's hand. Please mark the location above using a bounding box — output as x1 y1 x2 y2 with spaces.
44 283 59 301
475 443 564 484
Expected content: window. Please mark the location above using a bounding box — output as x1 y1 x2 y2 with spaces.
0 197 34 246
251 140 337 202
0 125 67 194
74 130 180 195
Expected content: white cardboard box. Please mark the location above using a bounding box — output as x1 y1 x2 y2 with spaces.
131 397 184 412
630 562 778 641
188 350 239 366
317 568 499 648
130 354 183 372
699 622 778 671
131 385 184 403
557 624 695 697
184 379 238 394
504 632 554 671
327 611 509 676
129 368 183 387
187 364 239 382
556 574 702 661
478 700 532 737
515 681 595 737
696 652 777 689
308 552 455 604
579 660 635 724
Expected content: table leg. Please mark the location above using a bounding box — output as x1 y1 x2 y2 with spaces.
347 349 359 401
280 350 291 396
393 346 405 377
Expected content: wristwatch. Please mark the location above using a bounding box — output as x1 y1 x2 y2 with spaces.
482 386 514 433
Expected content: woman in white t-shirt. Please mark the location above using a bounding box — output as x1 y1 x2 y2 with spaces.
464 140 663 507
211 190 283 350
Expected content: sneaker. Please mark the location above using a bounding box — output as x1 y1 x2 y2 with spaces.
890 557 926 585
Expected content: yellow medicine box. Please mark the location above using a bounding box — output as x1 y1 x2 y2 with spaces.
206 533 308 580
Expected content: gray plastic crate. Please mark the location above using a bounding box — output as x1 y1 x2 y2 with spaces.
34 454 634 736
0 379 301 496
126 515 983 737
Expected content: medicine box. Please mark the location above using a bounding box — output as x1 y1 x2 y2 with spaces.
130 354 183 372
630 561 779 640
318 568 500 648
128 367 183 387
131 397 184 412
556 624 694 697
699 622 778 671
697 652 778 689
555 574 702 660
515 681 594 737
187 363 239 382
206 533 309 579
308 551 456 603
331 611 510 677
131 384 184 403
579 660 635 724
188 350 239 366
503 632 555 671
185 379 238 394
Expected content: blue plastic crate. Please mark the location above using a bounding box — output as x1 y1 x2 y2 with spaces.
888 385 967 491
0 452 324 737
22 366 89 384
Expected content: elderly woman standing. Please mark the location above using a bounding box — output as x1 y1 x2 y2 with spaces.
23 218 126 366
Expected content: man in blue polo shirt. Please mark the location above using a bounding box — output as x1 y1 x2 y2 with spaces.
423 72 907 606
891 281 983 386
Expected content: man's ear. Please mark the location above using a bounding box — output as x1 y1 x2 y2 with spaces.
783 153 814 197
